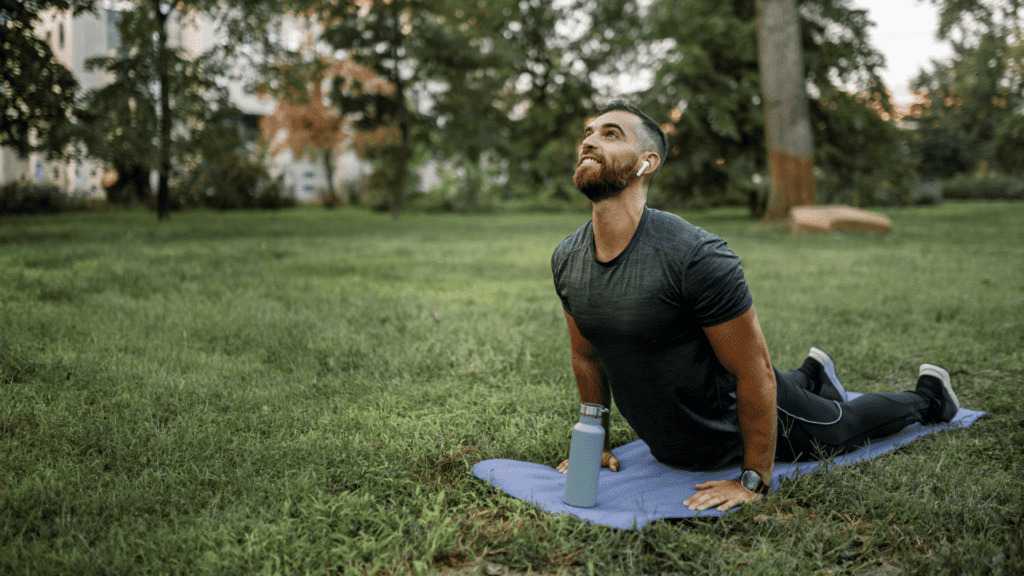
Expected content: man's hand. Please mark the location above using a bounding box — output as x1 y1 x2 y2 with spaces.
557 449 620 474
683 479 762 512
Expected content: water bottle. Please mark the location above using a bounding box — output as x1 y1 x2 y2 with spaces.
563 403 607 508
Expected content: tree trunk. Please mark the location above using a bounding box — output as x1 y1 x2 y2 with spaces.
757 0 817 224
390 11 407 221
154 0 172 221
393 101 408 220
322 148 338 208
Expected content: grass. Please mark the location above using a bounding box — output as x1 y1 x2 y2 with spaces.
1 203 1022 575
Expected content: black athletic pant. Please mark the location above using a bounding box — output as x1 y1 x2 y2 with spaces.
772 367 931 462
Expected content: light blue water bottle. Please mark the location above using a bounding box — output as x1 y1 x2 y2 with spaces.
563 403 607 508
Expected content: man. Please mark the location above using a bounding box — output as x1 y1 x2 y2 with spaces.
551 101 961 512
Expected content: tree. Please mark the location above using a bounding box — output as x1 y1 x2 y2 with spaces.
256 20 393 208
638 0 896 214
75 5 161 203
261 73 346 206
908 0 1023 178
493 0 643 204
77 4 238 206
76 0 286 218
311 0 501 218
800 0 908 204
0 0 95 157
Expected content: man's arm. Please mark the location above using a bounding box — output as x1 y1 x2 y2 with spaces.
556 309 620 473
684 305 777 511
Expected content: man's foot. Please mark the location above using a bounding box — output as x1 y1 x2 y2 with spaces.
803 347 847 402
916 364 960 423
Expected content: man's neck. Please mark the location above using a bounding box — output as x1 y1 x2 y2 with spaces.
591 186 647 263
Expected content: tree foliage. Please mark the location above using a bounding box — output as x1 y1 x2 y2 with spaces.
909 0 1023 178
0 0 95 157
76 4 236 203
16 0 1014 215
312 0 435 217
297 0 642 215
73 0 286 215
496 0 643 203
994 113 1024 175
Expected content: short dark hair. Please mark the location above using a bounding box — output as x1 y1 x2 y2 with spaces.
598 100 668 170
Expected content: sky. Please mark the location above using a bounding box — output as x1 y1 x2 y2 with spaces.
852 0 954 106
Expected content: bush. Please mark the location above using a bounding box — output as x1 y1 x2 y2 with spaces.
0 182 91 215
909 180 943 205
941 173 1024 201
254 180 296 210
404 188 456 213
191 154 295 211
994 114 1024 176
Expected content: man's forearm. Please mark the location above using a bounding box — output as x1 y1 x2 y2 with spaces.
736 372 777 481
571 354 612 448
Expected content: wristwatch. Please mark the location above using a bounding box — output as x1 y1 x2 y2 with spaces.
739 469 769 495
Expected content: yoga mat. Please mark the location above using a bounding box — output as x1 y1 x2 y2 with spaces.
472 396 986 530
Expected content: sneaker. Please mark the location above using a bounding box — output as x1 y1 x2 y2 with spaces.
917 364 960 423
806 347 848 402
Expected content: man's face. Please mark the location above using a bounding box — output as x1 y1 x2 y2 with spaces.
573 110 642 202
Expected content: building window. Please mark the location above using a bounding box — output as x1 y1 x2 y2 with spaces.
107 10 121 50
59 22 65 49
304 171 315 179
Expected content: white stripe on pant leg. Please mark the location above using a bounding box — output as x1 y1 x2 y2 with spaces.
778 401 844 425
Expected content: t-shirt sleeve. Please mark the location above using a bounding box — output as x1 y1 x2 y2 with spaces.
551 244 572 313
683 237 753 327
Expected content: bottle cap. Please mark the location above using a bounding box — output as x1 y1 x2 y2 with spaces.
579 403 608 418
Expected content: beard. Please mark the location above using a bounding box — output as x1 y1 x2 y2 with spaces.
573 154 638 202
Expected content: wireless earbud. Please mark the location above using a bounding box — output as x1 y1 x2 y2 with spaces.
637 160 650 177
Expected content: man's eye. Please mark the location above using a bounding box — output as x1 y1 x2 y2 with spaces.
606 132 618 138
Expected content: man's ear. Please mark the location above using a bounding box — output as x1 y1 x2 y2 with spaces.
638 152 661 177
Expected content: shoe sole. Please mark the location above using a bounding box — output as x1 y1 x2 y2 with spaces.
920 363 960 409
808 347 847 402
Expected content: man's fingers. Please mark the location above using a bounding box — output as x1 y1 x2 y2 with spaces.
717 493 762 512
559 452 620 474
685 494 716 511
684 489 722 510
685 480 763 511
717 497 741 512
602 451 620 472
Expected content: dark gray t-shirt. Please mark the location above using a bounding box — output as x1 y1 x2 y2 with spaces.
552 206 754 469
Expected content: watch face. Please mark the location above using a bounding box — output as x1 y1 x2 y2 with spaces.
741 470 762 491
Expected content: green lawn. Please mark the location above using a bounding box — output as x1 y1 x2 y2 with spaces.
1 203 1021 575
